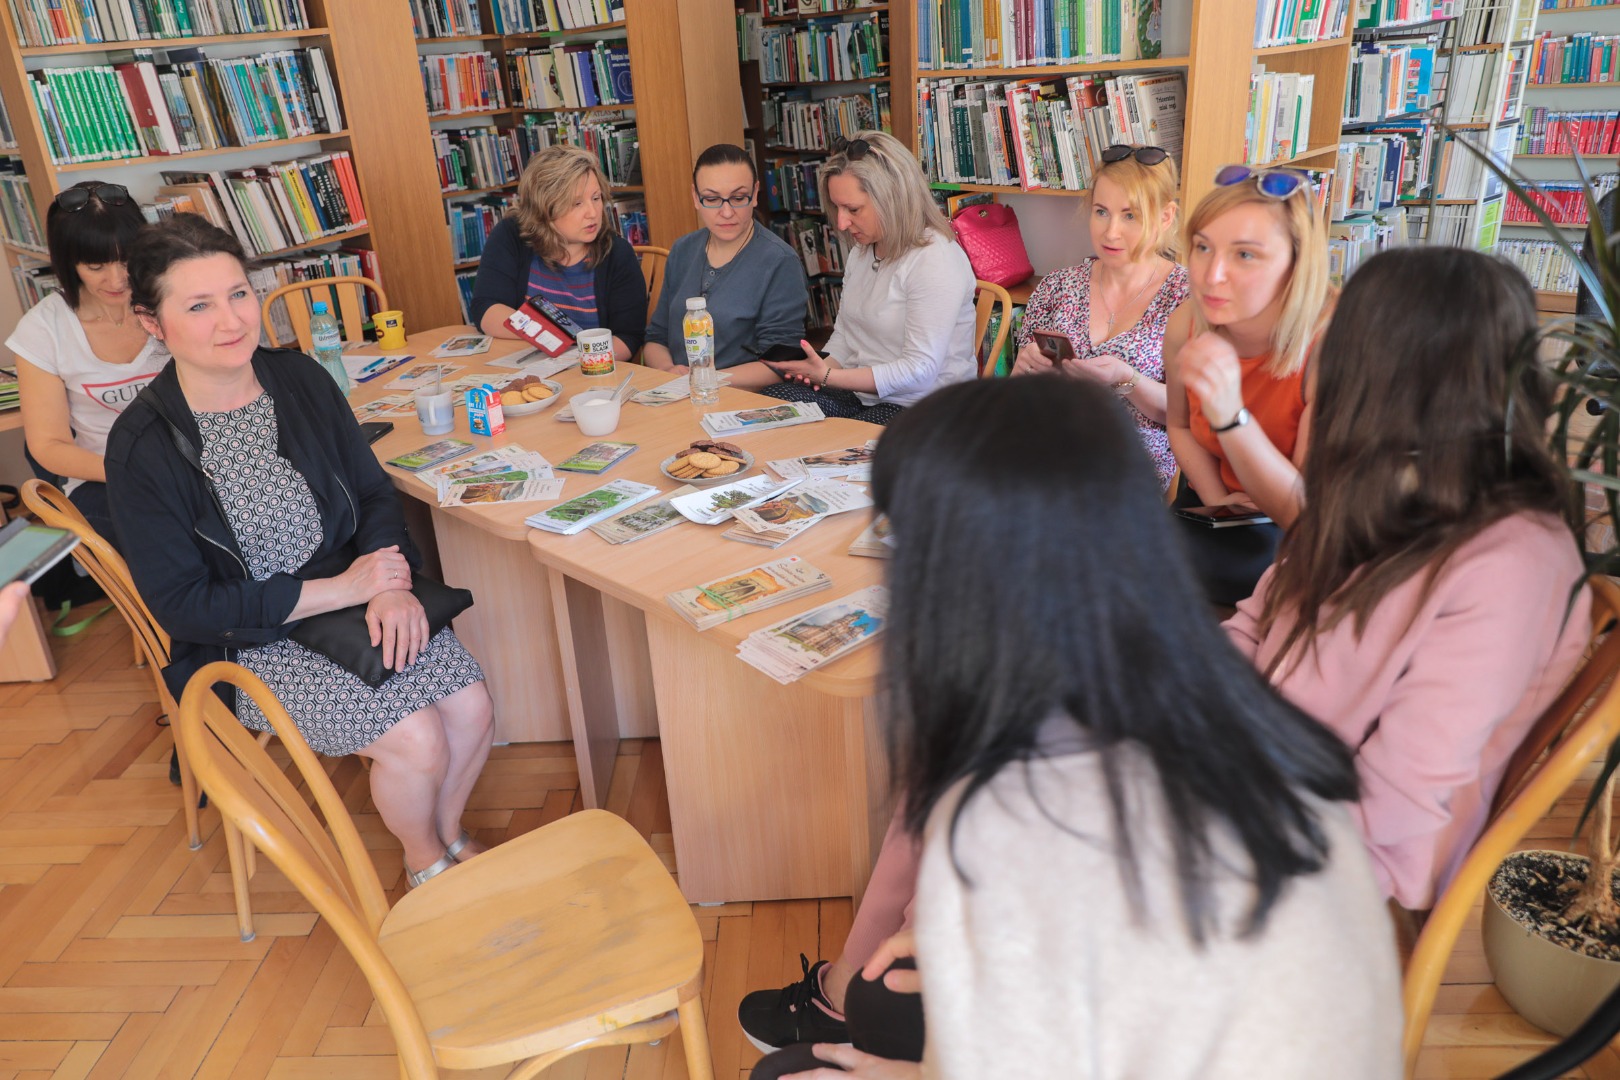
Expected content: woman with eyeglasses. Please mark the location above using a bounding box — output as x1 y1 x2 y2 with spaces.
1165 165 1333 605
1009 144 1190 491
468 144 646 361
760 131 977 425
641 144 808 388
8 181 166 543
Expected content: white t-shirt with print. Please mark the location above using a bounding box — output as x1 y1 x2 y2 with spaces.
6 292 168 491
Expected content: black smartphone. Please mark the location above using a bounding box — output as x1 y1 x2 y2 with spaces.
360 421 394 445
1173 505 1274 529
759 342 807 366
0 518 79 587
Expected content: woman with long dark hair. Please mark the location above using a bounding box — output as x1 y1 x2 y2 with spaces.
760 376 1399 1078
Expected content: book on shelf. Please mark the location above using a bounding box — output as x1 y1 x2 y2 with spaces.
765 86 889 152
505 42 633 110
27 46 342 166
157 150 367 256
759 13 885 84
489 0 626 35
767 0 886 14
249 246 382 343
917 69 1186 192
1355 0 1455 27
420 51 505 116
1499 238 1584 292
1343 38 1438 123
1516 108 1620 155
1439 49 1521 124
411 0 482 38
434 127 521 192
1245 66 1314 165
447 195 513 262
0 92 15 151
1255 0 1351 47
1529 31 1618 85
1434 124 1515 198
513 112 639 182
0 163 43 253
1327 208 1409 286
1505 173 1619 225
764 158 824 211
605 195 648 245
773 216 847 277
916 0 1163 70
4 0 310 48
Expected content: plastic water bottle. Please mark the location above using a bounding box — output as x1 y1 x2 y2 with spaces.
309 301 349 394
683 297 719 406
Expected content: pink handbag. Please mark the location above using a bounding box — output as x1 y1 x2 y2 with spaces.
951 202 1034 287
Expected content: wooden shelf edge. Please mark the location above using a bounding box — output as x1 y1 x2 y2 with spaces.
1526 82 1620 89
53 128 352 172
255 226 371 260
914 55 1191 79
443 183 516 200
453 258 481 269
511 103 636 114
503 20 627 39
763 4 888 24
1538 289 1578 313
19 26 330 57
929 181 1088 197
761 76 888 88
1254 33 1352 56
416 34 502 44
428 108 510 122
1251 146 1338 169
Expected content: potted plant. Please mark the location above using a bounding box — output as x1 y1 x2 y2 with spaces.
1448 137 1620 1036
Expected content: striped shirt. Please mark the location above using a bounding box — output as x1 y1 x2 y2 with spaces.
526 257 600 331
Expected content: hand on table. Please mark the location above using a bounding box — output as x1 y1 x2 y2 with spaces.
367 589 429 672
1178 332 1245 429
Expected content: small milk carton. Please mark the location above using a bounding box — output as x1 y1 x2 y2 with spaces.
466 384 506 437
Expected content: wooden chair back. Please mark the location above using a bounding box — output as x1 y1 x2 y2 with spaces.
974 279 1014 378
261 276 388 353
176 662 433 1073
634 245 668 312
1401 577 1620 1076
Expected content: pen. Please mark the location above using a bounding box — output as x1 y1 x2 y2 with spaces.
358 356 390 374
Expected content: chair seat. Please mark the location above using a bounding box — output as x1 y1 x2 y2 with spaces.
378 810 703 1071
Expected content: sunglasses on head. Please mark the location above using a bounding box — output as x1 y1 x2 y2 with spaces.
1213 164 1309 200
1100 145 1169 166
831 136 873 161
54 184 131 213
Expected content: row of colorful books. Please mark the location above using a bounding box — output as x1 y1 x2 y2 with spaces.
0 164 43 253
1517 108 1620 156
435 113 640 193
1332 135 1410 216
1338 120 1435 204
251 247 382 344
605 195 648 246
765 86 888 152
421 51 504 117
0 93 14 150
1432 126 1515 199
506 42 634 110
919 70 1185 192
759 15 885 85
156 152 368 256
1354 0 1455 28
807 276 842 330
1499 238 1584 293
489 0 626 34
410 0 481 38
1455 0 1522 47
435 128 520 194
764 159 822 213
770 215 846 278
1439 49 1519 125
1254 0 1350 48
1506 173 1618 225
1528 32 1617 86
1327 208 1409 287
1343 39 1438 124
448 196 510 263
28 46 341 165
1246 66 1314 166
768 0 885 14
916 0 1164 70
4 0 307 48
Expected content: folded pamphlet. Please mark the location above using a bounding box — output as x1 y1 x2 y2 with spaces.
736 585 889 684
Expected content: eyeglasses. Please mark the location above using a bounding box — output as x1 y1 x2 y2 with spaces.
53 184 131 213
696 192 755 210
1213 164 1308 201
831 136 873 161
1100 145 1169 166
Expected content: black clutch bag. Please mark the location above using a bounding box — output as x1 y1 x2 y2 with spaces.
288 577 474 687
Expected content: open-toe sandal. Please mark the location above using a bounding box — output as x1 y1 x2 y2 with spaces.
406 851 456 890
444 829 479 862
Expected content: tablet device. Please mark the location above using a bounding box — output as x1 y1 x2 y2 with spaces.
0 518 79 587
1174 505 1274 528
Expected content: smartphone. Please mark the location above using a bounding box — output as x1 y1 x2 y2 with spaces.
0 518 79 586
759 342 806 366
1174 505 1274 529
360 421 394 445
1031 329 1077 364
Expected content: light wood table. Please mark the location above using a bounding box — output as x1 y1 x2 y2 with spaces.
352 329 888 903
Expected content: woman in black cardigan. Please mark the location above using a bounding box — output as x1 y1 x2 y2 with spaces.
469 144 647 361
106 215 495 890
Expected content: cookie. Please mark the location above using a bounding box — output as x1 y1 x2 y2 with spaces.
686 451 721 470
500 390 525 407
705 460 742 477
523 384 553 401
668 462 702 479
710 440 744 457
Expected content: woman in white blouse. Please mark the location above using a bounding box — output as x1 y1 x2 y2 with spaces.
763 130 977 425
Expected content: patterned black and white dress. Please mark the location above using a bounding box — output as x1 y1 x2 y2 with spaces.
194 393 484 757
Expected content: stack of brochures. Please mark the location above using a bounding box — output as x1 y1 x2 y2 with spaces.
587 486 698 544
700 401 826 438
722 479 873 549
764 441 876 482
669 475 801 526
526 479 658 535
666 556 832 631
846 515 894 558
426 445 558 508
736 586 889 684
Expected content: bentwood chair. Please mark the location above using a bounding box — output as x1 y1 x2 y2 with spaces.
21 480 272 942
1402 577 1620 1077
261 275 388 353
177 660 716 1080
973 279 1014 378
633 244 669 312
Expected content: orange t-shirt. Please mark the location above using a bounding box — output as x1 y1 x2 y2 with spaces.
1187 352 1307 495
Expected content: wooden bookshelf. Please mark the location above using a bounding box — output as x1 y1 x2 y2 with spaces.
19 27 333 56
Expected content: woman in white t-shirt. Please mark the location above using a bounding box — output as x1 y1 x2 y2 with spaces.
9 182 167 542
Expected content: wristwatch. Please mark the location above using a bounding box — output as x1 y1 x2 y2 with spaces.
1113 373 1139 396
1213 407 1251 434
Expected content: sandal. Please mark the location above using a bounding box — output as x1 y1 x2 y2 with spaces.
406 851 457 890
444 829 479 862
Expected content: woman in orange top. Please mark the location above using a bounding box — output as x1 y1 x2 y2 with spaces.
1165 166 1332 605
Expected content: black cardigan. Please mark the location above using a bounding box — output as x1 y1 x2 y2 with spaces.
467 218 648 354
104 348 419 702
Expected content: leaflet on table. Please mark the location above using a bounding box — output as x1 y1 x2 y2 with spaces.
386 438 475 472
432 333 493 358
486 346 545 370
439 475 565 507
342 352 415 383
526 479 660 535
425 445 555 484
352 394 417 422
846 514 895 558
669 475 803 526
587 485 700 544
665 555 833 630
385 362 464 391
765 441 878 482
630 371 732 407
700 401 825 438
444 373 507 402
729 479 872 534
736 586 889 684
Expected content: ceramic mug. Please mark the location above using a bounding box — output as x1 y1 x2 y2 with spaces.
414 386 454 436
376 310 407 351
578 327 615 377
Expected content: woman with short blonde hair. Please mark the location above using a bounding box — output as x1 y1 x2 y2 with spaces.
762 130 977 426
469 144 646 360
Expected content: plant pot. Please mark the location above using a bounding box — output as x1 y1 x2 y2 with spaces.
1483 850 1620 1037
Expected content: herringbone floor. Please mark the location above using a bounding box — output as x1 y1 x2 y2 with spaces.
0 607 1616 1079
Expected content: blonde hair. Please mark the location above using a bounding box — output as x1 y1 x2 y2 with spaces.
510 144 615 267
1183 179 1331 378
817 130 952 262
1088 152 1181 261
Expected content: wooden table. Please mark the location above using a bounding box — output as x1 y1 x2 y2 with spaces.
352 328 888 903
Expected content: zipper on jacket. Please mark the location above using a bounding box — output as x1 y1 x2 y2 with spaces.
334 474 358 534
195 526 249 578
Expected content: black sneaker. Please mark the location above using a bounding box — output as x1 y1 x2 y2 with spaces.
737 954 849 1054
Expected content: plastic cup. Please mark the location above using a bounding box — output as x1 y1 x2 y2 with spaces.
376 310 407 350
572 390 621 436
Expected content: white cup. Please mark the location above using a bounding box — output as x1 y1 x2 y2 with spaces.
578 327 615 377
414 386 455 436
572 390 622 436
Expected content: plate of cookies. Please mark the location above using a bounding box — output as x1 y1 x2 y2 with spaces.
499 376 562 416
661 440 754 486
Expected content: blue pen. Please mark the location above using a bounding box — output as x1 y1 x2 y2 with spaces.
358 355 390 374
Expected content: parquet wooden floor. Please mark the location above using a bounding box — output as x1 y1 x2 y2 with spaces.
0 608 1614 1079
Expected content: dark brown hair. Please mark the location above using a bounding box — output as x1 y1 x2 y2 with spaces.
1259 246 1569 669
126 214 249 315
46 180 146 309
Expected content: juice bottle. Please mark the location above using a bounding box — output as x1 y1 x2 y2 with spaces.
683 297 719 405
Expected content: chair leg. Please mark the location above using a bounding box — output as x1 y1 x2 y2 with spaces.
175 737 203 851
223 823 256 943
132 635 145 668
677 996 715 1080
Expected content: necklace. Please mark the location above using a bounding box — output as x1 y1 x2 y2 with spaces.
1095 262 1160 335
706 223 754 268
83 301 130 328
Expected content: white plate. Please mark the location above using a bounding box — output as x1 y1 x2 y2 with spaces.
660 449 756 488
499 379 563 416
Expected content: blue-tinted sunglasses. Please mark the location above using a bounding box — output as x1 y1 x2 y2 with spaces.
1214 164 1308 200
